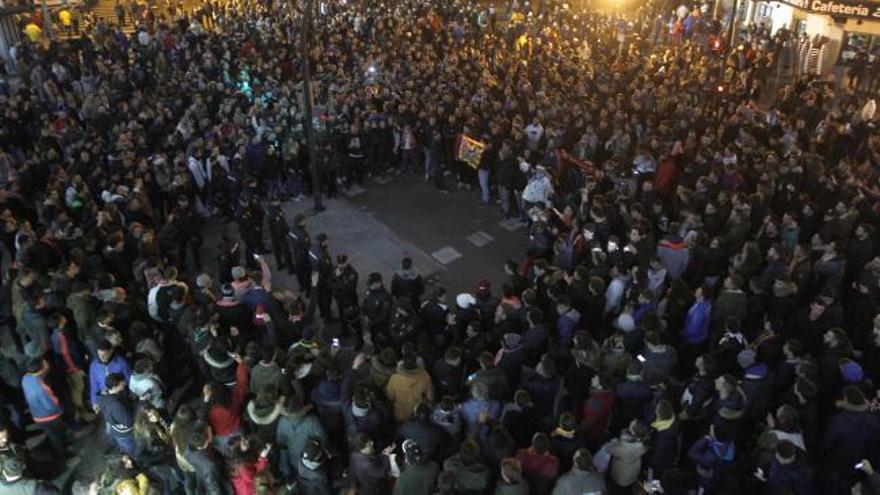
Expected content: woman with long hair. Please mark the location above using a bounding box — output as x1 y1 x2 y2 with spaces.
133 405 178 493
169 405 199 495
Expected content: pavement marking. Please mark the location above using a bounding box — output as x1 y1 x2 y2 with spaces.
344 185 366 197
432 246 463 265
466 230 495 247
374 175 393 184
498 218 525 231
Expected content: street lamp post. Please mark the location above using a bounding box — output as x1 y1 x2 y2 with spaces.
301 0 324 212
40 0 53 40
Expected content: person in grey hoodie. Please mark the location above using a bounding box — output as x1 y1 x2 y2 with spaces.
552 449 607 495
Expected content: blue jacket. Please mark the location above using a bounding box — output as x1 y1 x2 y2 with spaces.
556 308 580 348
681 300 711 345
89 354 132 405
22 374 63 422
688 436 735 489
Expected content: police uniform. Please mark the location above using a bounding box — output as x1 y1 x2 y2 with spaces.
311 235 334 319
331 257 359 317
266 200 293 273
289 217 312 293
236 196 265 268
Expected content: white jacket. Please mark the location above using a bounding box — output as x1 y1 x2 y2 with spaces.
522 172 553 206
129 372 165 409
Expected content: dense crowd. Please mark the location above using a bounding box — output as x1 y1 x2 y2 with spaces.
2 0 880 494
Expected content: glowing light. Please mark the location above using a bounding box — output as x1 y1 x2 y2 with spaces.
367 65 377 74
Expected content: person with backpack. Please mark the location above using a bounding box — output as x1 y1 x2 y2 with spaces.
688 423 736 494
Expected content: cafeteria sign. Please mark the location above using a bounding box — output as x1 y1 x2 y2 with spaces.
776 0 880 19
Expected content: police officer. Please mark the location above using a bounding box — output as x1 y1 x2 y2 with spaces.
289 214 312 293
363 272 393 341
331 254 359 318
311 233 334 320
171 195 203 272
266 195 294 274
236 195 261 269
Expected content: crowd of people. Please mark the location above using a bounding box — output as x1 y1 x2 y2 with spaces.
2 0 880 493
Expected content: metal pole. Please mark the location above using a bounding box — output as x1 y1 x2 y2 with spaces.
728 0 739 49
41 0 53 40
301 0 324 212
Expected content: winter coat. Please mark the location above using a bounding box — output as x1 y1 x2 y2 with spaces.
276 411 327 468
710 289 747 334
386 365 436 423
392 461 439 495
681 300 711 345
656 238 689 279
96 392 134 438
88 354 132 405
515 448 560 489
208 362 249 436
551 467 607 495
687 436 735 491
231 455 269 495
442 454 491 495
556 308 580 348
249 362 285 396
184 446 229 495
582 389 615 445
766 449 815 495
399 419 447 461
821 403 880 473
350 451 390 495
741 363 773 421
128 371 165 409
21 373 63 422
391 269 425 306
49 326 85 374
606 437 648 487
520 369 561 420
648 419 681 477
245 400 284 445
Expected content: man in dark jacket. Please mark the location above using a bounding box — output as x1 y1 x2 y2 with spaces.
95 372 136 457
298 439 332 495
421 287 450 340
331 255 359 317
821 386 880 494
755 440 815 495
496 333 529 388
184 430 229 494
289 214 312 293
398 403 449 461
350 433 393 495
266 195 293 273
363 273 393 340
391 257 425 307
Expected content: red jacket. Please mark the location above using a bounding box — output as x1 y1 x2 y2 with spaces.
209 362 249 436
232 455 268 495
582 389 615 444
515 448 560 480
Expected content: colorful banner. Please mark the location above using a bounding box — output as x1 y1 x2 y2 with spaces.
559 150 597 177
456 135 486 169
